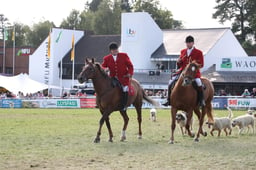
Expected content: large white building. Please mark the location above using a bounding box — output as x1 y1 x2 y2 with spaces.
29 12 250 96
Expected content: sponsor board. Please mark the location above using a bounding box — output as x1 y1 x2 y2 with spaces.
22 99 80 108
217 57 256 72
1 99 22 108
228 98 256 108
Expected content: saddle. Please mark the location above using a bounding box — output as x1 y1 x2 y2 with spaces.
110 77 135 96
111 77 122 89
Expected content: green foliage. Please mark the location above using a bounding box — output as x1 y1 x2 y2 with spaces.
133 0 183 29
60 9 81 30
213 0 256 53
28 20 55 47
5 22 31 47
93 0 122 34
2 0 183 47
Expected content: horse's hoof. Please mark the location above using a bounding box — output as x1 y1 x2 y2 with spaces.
190 133 195 138
168 140 174 144
108 139 113 142
194 138 199 142
203 132 207 136
137 135 142 139
94 138 100 143
120 136 126 142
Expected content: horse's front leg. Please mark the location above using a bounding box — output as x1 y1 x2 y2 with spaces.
185 110 194 138
195 107 206 142
119 110 129 141
94 112 109 143
194 107 207 136
105 117 113 142
169 107 177 144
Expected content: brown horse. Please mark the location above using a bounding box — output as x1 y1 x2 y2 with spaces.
169 61 215 144
77 58 159 143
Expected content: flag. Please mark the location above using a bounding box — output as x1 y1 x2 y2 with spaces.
47 31 51 58
12 27 15 41
55 30 62 43
4 28 8 41
70 34 75 61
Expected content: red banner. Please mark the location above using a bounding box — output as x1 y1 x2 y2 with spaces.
80 98 96 108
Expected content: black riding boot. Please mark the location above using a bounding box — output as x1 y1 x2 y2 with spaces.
197 86 206 107
162 84 172 106
121 91 128 111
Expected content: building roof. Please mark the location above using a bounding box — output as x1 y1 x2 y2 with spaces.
62 33 121 64
151 28 229 61
202 65 256 83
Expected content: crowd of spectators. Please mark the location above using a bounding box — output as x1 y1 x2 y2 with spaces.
1 87 256 99
144 89 167 98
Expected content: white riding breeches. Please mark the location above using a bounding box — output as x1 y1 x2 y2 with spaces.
195 78 202 86
122 85 129 92
168 75 178 85
169 76 202 86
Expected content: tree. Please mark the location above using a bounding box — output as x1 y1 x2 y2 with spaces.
60 9 81 29
133 0 183 29
213 0 253 42
5 23 31 47
93 0 122 34
28 20 55 47
89 0 103 11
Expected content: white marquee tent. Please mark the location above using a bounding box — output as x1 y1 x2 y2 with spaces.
0 73 49 95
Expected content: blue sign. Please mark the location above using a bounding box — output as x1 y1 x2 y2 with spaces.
212 98 228 109
1 99 22 108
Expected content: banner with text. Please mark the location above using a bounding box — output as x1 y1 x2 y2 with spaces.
228 98 256 108
216 57 256 71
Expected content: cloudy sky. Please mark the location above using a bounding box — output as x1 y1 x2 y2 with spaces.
0 0 231 28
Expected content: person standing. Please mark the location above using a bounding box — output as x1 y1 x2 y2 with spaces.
102 42 134 111
162 35 205 107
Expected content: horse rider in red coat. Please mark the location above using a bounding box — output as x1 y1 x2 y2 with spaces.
162 35 205 107
102 42 134 111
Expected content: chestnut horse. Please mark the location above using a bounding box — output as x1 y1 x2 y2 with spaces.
169 62 215 144
78 58 159 143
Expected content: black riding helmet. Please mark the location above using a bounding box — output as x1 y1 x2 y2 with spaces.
109 42 119 50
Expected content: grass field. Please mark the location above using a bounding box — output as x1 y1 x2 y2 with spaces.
0 108 255 170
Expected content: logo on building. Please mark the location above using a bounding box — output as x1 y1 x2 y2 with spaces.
220 58 232 68
126 28 136 37
17 48 31 56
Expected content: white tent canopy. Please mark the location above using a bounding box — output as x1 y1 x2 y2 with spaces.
0 73 49 95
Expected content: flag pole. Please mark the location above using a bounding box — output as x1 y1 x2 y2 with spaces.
47 28 51 97
12 26 15 75
72 42 75 89
71 32 75 89
58 29 63 97
3 26 6 74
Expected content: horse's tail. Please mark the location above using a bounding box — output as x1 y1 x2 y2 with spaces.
142 90 160 108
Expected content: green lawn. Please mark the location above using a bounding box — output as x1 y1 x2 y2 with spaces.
0 108 255 170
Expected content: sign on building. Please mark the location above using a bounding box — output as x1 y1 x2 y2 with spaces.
216 57 256 71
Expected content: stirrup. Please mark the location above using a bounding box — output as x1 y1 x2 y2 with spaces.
162 100 170 106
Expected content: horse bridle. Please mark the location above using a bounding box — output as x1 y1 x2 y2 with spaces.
181 73 194 82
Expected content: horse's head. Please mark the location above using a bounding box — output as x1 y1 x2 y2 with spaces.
182 61 200 86
77 58 97 83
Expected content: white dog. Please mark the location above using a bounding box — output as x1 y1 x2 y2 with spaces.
176 111 193 135
232 114 255 134
149 108 157 122
247 109 256 117
207 107 233 137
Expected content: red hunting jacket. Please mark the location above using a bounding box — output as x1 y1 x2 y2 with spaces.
102 53 134 86
177 47 204 78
